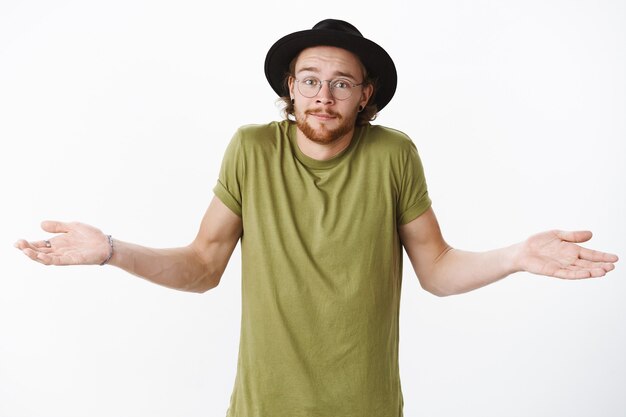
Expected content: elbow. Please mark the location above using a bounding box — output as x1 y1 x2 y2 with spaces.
183 268 222 293
188 279 219 293
424 283 469 297
183 245 225 293
419 278 459 297
423 284 455 297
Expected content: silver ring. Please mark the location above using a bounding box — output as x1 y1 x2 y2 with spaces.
44 240 51 248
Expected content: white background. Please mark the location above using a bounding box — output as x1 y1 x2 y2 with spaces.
1 1 624 416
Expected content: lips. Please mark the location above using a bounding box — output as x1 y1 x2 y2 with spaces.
307 111 339 121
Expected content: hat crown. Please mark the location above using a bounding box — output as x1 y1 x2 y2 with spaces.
311 19 363 37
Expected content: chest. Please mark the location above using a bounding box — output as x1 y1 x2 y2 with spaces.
243 152 400 242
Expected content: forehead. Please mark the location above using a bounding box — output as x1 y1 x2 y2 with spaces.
294 46 365 77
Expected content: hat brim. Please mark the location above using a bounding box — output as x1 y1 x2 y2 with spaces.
264 29 397 112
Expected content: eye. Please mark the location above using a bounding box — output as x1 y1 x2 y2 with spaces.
332 79 351 89
302 77 320 86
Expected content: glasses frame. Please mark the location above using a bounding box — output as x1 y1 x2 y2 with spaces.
294 77 364 101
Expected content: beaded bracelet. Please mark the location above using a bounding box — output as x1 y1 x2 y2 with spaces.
100 235 114 266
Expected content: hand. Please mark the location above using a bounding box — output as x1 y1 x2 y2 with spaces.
518 230 618 279
15 221 112 266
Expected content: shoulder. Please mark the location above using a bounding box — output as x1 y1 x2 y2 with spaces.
360 124 420 156
233 120 290 149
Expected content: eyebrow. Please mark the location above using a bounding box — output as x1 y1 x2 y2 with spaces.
296 66 358 80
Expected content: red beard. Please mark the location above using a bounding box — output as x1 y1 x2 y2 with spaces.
296 108 358 145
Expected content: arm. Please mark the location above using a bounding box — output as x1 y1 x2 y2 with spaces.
15 196 243 293
398 207 618 297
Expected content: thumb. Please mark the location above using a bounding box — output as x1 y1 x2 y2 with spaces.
555 230 593 243
41 220 71 234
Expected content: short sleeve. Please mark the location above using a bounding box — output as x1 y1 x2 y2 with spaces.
397 141 432 225
213 129 244 217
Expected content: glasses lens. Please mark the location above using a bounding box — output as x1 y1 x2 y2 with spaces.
330 79 352 100
298 77 321 98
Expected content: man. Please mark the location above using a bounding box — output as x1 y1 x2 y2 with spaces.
15 19 618 417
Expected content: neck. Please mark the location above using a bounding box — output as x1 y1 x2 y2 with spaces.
295 127 355 161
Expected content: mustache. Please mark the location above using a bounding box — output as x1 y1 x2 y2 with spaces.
305 109 341 118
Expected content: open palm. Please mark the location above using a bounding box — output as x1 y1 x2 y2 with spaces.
15 221 111 266
520 230 618 279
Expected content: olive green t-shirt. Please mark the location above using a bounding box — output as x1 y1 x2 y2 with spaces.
213 120 431 417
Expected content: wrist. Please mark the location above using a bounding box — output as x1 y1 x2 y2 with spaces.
100 235 114 265
504 242 525 274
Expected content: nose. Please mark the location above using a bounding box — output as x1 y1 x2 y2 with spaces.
316 80 334 104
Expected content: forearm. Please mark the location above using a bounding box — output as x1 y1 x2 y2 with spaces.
421 243 523 296
108 240 219 293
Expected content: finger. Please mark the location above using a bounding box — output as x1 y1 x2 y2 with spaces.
555 230 592 243
552 268 595 280
590 267 608 277
567 262 614 279
20 248 50 264
15 239 46 250
574 259 616 271
15 239 53 251
41 220 71 234
14 239 29 250
555 265 609 279
578 247 619 263
32 240 54 250
35 252 58 265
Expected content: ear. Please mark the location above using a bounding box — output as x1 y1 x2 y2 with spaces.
360 83 374 109
288 76 295 99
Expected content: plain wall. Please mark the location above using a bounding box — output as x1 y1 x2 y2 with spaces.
1 1 625 416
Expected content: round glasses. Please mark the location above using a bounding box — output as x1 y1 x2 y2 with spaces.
294 77 364 101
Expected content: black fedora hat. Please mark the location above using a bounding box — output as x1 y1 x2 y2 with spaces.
264 19 397 112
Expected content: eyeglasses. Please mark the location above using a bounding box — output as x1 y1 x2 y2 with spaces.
294 77 364 100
